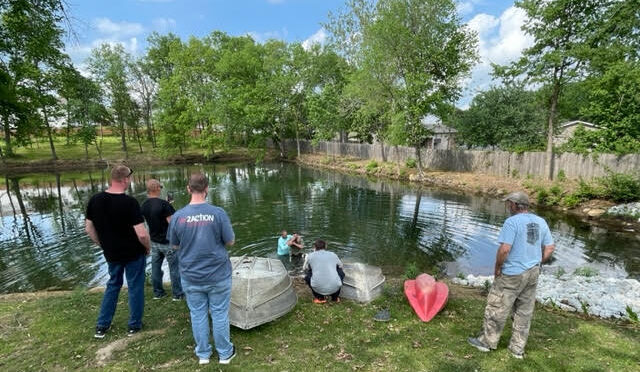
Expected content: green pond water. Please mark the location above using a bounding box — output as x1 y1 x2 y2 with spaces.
1 162 638 294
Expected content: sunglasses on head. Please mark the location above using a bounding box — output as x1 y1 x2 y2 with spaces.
126 168 134 177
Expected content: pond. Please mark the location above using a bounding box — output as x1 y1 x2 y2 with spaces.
1 162 639 294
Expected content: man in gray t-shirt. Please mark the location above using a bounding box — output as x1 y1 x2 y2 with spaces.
303 240 344 303
167 173 236 365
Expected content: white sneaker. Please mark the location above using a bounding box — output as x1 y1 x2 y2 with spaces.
218 346 236 365
198 359 210 365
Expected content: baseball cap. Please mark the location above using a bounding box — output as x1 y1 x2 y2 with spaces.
502 191 530 206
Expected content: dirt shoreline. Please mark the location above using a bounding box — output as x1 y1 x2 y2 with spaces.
295 153 640 233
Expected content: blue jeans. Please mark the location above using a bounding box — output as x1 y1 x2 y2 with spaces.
151 242 183 298
96 254 146 330
181 277 234 360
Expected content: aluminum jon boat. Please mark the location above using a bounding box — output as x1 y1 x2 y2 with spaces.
340 262 386 303
229 256 297 330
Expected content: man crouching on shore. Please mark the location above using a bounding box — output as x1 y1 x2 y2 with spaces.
468 191 555 359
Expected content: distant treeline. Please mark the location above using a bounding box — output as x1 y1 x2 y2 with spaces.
1 0 638 166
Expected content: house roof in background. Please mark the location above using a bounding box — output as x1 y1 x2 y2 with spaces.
559 120 600 129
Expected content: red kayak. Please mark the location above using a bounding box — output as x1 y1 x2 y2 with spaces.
404 273 449 322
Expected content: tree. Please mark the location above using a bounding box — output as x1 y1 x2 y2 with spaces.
452 85 546 151
496 0 601 179
327 0 477 171
579 61 640 154
305 45 352 143
0 0 73 159
129 58 157 146
88 44 135 158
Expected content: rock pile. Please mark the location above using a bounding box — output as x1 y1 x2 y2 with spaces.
452 269 640 320
607 202 640 221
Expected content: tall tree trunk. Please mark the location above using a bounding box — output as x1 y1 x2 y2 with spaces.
145 106 155 147
3 114 13 156
545 76 561 181
134 126 143 153
84 143 89 161
119 119 128 159
415 146 424 175
95 140 103 160
65 104 72 145
43 106 58 160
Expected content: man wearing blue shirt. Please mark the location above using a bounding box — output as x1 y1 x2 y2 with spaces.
168 173 236 366
468 191 555 359
277 230 294 256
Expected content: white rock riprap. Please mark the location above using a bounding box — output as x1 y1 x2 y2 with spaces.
607 202 640 220
452 272 640 320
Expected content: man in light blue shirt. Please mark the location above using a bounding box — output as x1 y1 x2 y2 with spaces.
468 191 555 359
277 230 293 256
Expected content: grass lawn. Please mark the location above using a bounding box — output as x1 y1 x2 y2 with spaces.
1 278 638 371
6 136 215 163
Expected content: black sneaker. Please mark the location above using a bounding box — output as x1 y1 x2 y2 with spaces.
218 346 236 365
94 327 108 339
127 328 141 337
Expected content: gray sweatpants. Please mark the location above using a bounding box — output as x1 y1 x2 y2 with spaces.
478 265 540 354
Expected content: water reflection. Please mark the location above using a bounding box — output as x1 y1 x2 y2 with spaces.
1 163 639 293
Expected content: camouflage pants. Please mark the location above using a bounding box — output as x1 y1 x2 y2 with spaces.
478 265 540 354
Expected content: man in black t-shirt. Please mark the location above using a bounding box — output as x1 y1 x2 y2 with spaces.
85 165 151 339
141 179 183 300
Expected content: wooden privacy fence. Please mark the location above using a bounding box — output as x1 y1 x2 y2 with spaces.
284 140 640 180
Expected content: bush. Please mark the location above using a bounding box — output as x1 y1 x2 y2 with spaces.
511 169 520 178
562 194 582 208
405 158 417 168
557 170 566 182
597 172 640 202
366 160 379 172
404 262 419 279
536 186 549 205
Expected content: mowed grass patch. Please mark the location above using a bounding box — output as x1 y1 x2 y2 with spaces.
0 280 638 371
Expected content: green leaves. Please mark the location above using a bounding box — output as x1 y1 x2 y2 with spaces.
326 0 477 147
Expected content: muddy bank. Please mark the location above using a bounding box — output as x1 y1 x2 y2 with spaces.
296 154 640 232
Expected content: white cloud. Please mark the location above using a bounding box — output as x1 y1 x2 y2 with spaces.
94 18 144 38
458 6 533 108
302 28 327 50
246 28 289 43
152 17 177 33
65 17 147 65
456 0 483 16
66 37 140 66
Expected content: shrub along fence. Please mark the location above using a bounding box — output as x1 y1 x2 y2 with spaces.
285 140 640 180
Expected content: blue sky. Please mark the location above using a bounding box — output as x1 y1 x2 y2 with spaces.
64 0 530 107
